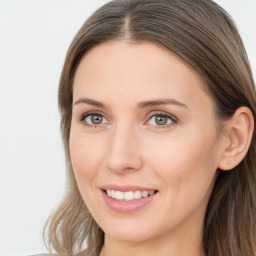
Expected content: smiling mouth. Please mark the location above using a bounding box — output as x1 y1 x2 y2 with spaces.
103 189 158 201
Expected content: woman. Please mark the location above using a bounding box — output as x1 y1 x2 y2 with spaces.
43 0 256 255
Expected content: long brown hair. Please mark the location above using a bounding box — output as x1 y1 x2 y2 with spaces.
43 0 256 255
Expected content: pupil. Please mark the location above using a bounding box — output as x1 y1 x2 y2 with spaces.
91 115 103 124
155 115 167 125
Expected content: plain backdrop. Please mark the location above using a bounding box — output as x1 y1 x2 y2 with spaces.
0 0 255 255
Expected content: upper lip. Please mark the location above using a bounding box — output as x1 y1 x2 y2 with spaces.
100 184 157 192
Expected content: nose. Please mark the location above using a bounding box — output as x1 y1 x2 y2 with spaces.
105 124 143 174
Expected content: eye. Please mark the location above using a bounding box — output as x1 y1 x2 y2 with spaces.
81 113 108 126
147 113 176 127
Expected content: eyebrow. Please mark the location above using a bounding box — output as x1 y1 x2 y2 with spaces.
73 97 189 109
74 98 106 108
137 98 189 109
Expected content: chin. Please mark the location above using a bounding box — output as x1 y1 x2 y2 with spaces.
106 230 152 243
100 220 156 243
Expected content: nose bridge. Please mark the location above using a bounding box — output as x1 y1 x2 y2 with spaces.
106 121 142 173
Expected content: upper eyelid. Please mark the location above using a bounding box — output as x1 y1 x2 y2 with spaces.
80 110 109 121
145 111 178 122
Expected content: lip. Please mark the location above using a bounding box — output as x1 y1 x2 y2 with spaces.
100 184 157 192
100 184 158 213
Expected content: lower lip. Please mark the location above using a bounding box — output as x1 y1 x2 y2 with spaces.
101 190 158 213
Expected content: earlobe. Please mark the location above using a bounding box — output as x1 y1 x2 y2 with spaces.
218 106 254 171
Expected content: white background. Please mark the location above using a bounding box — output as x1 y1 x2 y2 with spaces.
0 0 255 255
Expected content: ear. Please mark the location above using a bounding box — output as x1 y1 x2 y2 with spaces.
218 106 254 171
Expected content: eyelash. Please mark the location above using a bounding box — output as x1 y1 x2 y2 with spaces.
146 111 177 129
80 111 178 129
80 111 107 129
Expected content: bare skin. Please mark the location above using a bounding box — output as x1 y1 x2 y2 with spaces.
70 40 254 256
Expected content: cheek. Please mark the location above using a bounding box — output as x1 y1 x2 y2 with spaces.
69 131 105 199
147 129 219 196
70 128 105 171
144 132 219 232
69 135 106 221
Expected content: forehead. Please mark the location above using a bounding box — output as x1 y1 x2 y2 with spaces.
73 40 213 111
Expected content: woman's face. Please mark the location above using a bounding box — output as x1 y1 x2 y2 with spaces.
70 41 223 244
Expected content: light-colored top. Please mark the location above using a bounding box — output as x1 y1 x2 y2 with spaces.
29 254 51 256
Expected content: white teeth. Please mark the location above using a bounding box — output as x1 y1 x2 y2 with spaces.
142 191 149 197
149 190 154 196
106 190 156 201
115 191 124 200
134 191 142 199
124 191 134 201
111 190 116 198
